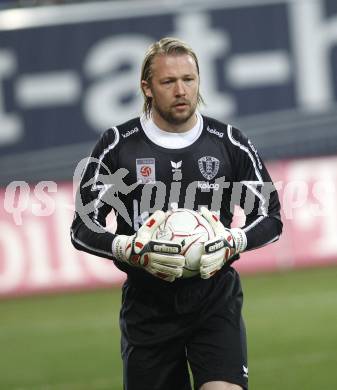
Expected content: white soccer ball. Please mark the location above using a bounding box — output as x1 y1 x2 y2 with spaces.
154 208 215 278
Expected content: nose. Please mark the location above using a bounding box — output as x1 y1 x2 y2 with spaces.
174 80 186 97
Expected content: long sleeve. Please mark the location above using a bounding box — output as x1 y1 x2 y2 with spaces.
228 125 283 251
70 128 120 260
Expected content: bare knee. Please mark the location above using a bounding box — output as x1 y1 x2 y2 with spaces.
200 381 243 390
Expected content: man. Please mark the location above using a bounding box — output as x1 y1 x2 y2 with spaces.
71 37 282 390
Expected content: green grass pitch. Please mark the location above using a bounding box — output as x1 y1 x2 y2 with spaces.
1 266 337 389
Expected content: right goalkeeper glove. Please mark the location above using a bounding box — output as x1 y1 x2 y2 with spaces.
199 207 247 279
111 210 185 282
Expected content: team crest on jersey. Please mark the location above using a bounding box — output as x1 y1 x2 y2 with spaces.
136 158 156 184
198 156 220 180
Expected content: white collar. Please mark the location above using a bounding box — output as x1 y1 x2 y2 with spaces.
140 111 203 149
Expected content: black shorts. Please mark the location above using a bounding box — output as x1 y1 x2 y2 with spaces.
120 268 248 390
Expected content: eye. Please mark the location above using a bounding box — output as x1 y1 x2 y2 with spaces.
184 77 195 84
162 80 173 85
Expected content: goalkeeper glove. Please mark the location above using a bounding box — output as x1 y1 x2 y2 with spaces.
199 207 247 279
112 210 185 282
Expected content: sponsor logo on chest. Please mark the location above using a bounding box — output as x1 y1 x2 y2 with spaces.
197 181 220 191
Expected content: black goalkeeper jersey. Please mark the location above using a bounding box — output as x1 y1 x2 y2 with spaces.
71 115 282 287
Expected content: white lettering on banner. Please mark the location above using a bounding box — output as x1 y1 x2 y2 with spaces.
289 1 337 110
227 51 291 88
0 49 23 146
84 35 153 129
16 71 81 108
1 0 337 143
0 222 25 293
80 2 337 124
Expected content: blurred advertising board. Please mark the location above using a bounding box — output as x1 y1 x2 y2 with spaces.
1 156 337 298
0 0 337 184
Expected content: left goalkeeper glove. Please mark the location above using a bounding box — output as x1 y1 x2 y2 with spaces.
112 210 185 282
199 207 247 279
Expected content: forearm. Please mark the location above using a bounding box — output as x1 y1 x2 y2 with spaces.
70 213 117 260
243 216 283 251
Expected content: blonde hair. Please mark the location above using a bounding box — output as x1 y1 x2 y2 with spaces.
140 37 204 117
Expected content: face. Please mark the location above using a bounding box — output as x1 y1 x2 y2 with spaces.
142 54 200 132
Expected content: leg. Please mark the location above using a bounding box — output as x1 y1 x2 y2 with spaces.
119 281 192 390
121 334 192 390
187 273 248 390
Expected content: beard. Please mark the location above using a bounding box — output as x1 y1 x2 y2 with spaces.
152 99 197 126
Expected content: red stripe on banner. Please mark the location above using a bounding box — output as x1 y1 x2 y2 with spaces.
1 156 337 298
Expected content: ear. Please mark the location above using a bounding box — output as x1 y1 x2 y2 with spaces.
141 80 153 98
